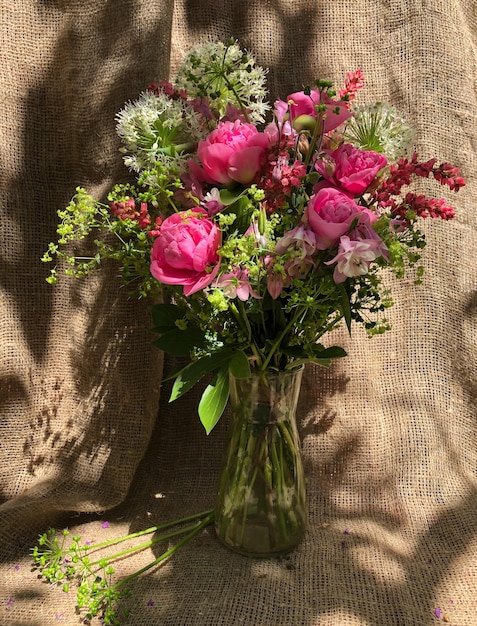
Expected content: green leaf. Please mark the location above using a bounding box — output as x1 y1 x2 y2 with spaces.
198 368 230 434
338 283 352 335
219 188 246 206
169 349 235 401
281 344 347 367
228 349 251 379
312 345 347 359
152 327 207 356
150 303 186 332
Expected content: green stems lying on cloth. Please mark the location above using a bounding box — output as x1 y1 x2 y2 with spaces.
32 509 214 626
215 368 307 557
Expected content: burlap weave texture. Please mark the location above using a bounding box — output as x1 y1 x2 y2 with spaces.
1 1 476 625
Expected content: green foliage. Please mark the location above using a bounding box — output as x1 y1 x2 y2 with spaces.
32 511 215 625
42 186 166 299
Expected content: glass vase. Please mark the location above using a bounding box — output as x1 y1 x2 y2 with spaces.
215 367 306 557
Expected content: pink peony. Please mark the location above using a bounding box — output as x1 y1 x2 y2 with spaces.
306 187 364 250
150 208 221 296
315 143 387 196
194 120 270 186
274 90 352 134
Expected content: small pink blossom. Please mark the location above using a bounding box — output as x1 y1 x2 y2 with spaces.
325 235 381 283
150 208 221 296
267 270 285 300
284 256 315 280
274 224 317 258
202 188 225 217
245 222 267 248
216 268 260 301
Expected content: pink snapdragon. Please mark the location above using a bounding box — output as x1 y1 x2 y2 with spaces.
150 208 221 296
338 69 365 107
315 143 387 196
192 120 270 186
325 236 382 283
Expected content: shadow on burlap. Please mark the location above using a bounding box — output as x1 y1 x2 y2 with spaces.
1 1 477 625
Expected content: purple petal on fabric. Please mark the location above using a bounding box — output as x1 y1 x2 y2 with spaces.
147 599 155 606
434 607 442 619
101 521 109 529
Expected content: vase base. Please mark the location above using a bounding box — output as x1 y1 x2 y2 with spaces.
215 522 304 558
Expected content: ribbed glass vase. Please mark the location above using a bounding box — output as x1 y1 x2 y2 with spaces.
215 367 306 557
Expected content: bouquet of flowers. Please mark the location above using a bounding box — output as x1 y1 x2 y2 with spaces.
38 39 465 624
43 39 464 433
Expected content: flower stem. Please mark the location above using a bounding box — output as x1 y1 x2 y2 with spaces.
261 306 305 370
114 512 215 590
87 521 210 566
82 508 214 553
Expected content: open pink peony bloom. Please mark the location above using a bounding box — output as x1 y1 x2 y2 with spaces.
194 120 270 186
315 143 387 196
150 208 221 296
274 90 352 134
324 235 382 283
306 187 365 250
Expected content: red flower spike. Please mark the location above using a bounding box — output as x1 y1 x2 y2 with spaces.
339 69 365 107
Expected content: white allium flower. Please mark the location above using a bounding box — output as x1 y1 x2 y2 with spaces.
343 102 415 161
174 40 269 124
116 90 206 174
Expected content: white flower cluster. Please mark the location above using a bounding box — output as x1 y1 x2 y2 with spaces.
115 90 206 174
344 102 415 161
174 40 269 124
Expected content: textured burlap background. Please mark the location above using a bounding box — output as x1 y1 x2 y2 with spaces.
1 1 476 625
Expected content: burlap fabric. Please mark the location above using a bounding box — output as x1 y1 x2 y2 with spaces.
1 1 476 624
